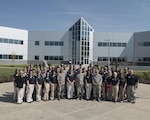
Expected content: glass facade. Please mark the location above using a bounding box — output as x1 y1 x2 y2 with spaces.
69 17 94 64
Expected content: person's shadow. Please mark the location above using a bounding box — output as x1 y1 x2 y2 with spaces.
0 92 15 103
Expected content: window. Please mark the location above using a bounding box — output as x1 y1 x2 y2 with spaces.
14 40 18 44
45 41 49 45
49 56 53 60
35 56 39 60
44 56 48 60
3 54 8 59
19 55 23 59
54 56 58 60
118 43 121 47
50 41 54 45
55 41 59 46
9 39 13 44
19 40 23 45
103 42 107 46
4 39 8 43
0 38 3 43
59 56 63 60
98 42 102 46
0 54 2 59
60 41 64 46
35 41 39 45
122 43 127 47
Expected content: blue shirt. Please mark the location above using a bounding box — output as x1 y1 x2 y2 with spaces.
36 75 43 85
85 75 92 83
67 74 75 82
44 77 50 83
27 76 36 84
112 77 119 86
126 74 138 86
50 75 57 84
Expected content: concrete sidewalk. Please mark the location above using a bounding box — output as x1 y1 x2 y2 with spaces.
0 82 150 120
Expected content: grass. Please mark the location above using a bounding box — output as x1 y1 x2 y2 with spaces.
0 65 150 84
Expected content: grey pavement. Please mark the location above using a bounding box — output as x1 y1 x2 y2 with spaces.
0 82 150 120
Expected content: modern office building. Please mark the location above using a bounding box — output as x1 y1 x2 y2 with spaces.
0 17 150 65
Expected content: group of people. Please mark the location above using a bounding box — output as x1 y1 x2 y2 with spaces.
13 63 139 104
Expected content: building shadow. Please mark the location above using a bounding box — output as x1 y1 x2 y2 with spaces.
0 92 15 103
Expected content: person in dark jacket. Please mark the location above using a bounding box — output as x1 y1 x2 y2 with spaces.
16 70 25 104
126 69 139 103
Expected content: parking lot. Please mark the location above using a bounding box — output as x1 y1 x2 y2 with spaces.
0 82 150 120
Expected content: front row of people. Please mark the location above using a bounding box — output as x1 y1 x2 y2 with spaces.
13 66 139 104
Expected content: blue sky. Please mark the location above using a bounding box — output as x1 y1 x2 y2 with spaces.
0 0 150 32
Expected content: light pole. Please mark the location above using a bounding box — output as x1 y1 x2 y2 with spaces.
105 39 110 67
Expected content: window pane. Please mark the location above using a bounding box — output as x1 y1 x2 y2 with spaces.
103 42 107 46
49 56 53 60
9 39 13 43
35 56 39 60
0 38 2 42
19 40 23 44
54 56 58 60
45 41 49 45
19 55 23 59
55 42 58 46
45 56 48 60
4 39 8 43
50 41 54 45
3 54 8 59
14 40 18 44
35 41 39 45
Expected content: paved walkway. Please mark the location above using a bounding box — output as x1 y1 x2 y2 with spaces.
0 82 150 120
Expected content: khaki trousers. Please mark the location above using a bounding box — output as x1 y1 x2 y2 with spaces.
17 85 25 104
112 85 119 101
13 84 17 101
107 85 112 101
26 84 34 102
119 86 125 101
93 85 101 100
50 83 57 100
36 84 42 101
127 85 136 102
85 83 92 100
43 83 50 101
67 82 74 99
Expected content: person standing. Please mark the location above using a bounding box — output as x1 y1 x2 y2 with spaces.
43 72 50 101
16 70 25 104
75 69 85 100
57 68 66 100
111 72 120 103
118 73 127 102
26 70 36 103
126 69 139 103
85 70 93 100
66 69 75 99
106 70 112 101
13 69 20 101
35 70 43 102
50 70 58 100
92 69 103 102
